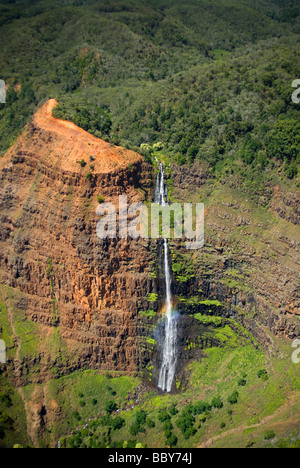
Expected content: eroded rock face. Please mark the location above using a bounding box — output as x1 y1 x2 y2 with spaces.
0 100 155 383
169 163 300 348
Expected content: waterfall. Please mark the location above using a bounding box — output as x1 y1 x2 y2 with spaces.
155 163 177 393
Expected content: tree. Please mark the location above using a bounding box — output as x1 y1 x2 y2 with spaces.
168 405 179 416
257 369 269 381
136 410 147 426
163 420 173 432
111 416 125 431
238 379 247 387
183 426 197 439
166 433 178 447
105 401 117 414
158 410 171 423
129 422 141 436
284 162 298 179
176 412 195 438
266 119 299 163
0 394 12 408
146 418 155 428
264 430 276 440
211 397 223 409
227 391 239 405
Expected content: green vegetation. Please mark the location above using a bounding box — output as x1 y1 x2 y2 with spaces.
52 95 112 139
104 401 118 414
0 0 298 187
264 430 276 440
77 159 86 168
146 338 156 346
140 310 156 318
0 0 299 449
30 337 297 449
97 195 105 204
198 300 222 307
227 391 239 405
148 293 158 303
258 369 269 381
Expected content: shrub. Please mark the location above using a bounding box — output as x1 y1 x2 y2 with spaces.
111 416 125 431
193 401 211 414
78 159 86 167
166 433 178 447
168 405 179 416
257 369 269 381
163 420 173 432
97 195 105 204
266 119 299 163
129 410 147 436
211 397 223 409
146 418 155 428
238 379 247 387
129 422 144 436
53 97 112 138
105 401 117 414
264 430 276 440
227 391 239 405
284 162 298 179
0 394 12 408
158 410 171 423
176 412 196 439
136 410 147 426
72 411 81 421
183 427 197 439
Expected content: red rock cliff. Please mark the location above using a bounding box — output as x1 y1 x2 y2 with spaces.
0 100 154 383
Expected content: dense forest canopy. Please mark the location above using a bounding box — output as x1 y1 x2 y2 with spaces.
0 0 299 186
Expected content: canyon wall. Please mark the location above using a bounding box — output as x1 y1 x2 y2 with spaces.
169 162 300 351
0 100 155 385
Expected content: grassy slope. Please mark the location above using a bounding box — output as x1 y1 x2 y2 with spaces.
53 337 299 448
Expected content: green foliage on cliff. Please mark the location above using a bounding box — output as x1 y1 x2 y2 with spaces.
52 95 112 138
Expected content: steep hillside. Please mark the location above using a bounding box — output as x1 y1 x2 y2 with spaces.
0 0 299 450
0 100 154 445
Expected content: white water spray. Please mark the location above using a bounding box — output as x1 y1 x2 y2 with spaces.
155 163 177 393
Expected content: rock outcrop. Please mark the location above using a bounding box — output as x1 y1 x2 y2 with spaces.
169 162 300 349
0 100 154 384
